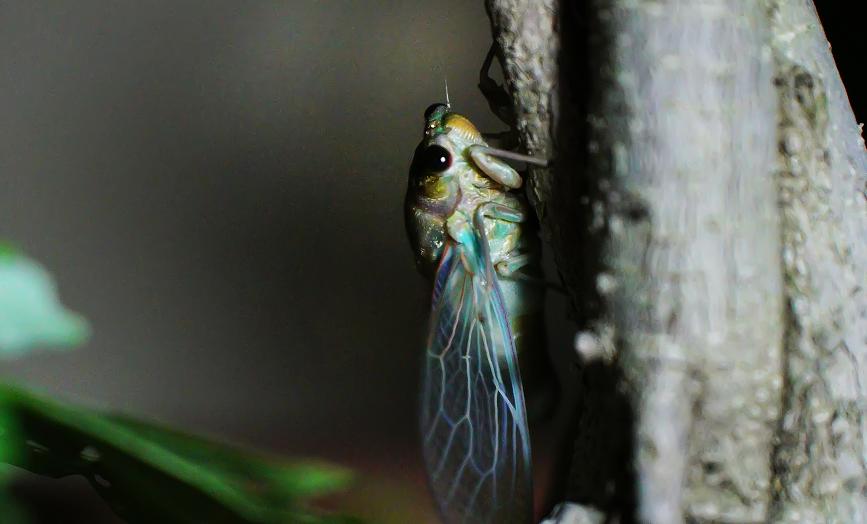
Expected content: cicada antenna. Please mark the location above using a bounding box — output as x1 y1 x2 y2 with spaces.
444 77 451 110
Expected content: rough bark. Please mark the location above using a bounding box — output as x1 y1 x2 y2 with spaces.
767 1 867 522
486 0 867 522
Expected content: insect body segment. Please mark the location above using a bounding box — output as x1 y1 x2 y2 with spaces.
406 104 549 523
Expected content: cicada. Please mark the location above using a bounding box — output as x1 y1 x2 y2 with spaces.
405 102 552 523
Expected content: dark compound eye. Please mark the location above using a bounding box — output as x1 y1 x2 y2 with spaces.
424 103 448 121
418 145 452 172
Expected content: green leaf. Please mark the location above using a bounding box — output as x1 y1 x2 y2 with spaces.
0 384 363 523
0 244 89 357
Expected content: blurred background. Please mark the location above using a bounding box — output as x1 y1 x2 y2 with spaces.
0 1 862 522
0 1 552 522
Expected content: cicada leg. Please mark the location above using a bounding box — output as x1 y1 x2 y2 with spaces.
472 202 555 293
479 43 515 130
468 144 548 189
495 253 535 278
479 43 520 150
466 146 543 192
497 255 569 297
478 146 549 167
478 43 551 167
473 201 525 225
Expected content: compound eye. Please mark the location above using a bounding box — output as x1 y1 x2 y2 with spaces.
419 145 452 173
424 103 448 120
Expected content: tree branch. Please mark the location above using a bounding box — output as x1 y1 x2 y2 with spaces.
486 0 867 522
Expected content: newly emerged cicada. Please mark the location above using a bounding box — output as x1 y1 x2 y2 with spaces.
405 103 554 523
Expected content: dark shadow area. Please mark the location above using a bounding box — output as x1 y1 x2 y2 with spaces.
10 475 121 524
568 361 636 521
814 1 866 125
553 0 637 521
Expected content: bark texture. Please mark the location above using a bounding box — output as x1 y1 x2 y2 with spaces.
486 0 867 522
767 1 867 522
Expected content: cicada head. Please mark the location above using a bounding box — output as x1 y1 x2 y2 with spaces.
422 103 484 147
410 103 484 193
413 103 485 185
405 104 484 278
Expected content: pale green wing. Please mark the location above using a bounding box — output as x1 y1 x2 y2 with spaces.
421 233 532 524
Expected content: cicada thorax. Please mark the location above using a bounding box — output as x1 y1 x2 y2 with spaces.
405 106 556 420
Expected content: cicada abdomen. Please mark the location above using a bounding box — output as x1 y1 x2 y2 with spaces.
405 103 555 523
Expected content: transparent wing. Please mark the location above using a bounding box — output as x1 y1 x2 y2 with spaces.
421 236 533 524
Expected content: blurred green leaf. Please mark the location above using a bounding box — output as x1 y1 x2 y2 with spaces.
0 244 89 357
1 240 86 521
0 416 28 523
0 385 363 523
0 242 363 522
